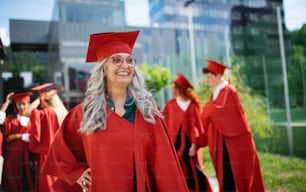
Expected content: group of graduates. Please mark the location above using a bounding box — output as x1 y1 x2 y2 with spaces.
0 83 78 191
0 30 265 192
163 59 265 192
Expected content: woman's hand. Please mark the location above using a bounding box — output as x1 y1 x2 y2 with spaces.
6 133 21 143
189 144 197 157
77 168 91 192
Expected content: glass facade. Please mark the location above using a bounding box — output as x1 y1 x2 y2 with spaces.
148 0 293 106
52 0 126 26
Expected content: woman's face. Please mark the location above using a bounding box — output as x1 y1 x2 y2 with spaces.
104 53 136 88
16 101 30 116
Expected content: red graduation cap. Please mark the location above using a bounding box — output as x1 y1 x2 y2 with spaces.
11 92 32 103
31 83 59 108
31 83 58 94
202 58 230 75
174 73 193 91
86 30 140 63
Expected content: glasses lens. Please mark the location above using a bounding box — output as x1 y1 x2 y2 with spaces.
126 58 136 66
111 56 136 67
112 57 123 65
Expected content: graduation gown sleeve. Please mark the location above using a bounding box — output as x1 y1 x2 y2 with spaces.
29 108 60 154
42 105 87 185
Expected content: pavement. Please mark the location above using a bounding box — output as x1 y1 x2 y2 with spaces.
208 177 219 192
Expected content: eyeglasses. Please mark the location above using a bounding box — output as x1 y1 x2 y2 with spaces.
110 56 137 67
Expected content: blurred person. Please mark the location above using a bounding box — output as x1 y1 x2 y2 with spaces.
0 91 37 192
29 83 79 191
163 73 212 192
201 59 265 192
42 30 189 192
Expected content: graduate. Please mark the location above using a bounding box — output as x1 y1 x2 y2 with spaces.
42 30 188 192
163 73 213 192
29 83 79 191
0 91 36 191
201 59 265 192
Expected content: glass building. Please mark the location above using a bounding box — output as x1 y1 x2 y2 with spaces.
8 0 293 109
52 0 126 26
148 0 292 107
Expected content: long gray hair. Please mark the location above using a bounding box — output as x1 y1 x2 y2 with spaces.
79 59 163 134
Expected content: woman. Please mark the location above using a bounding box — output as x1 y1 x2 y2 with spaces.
42 30 188 191
29 83 79 191
163 73 212 192
0 91 37 192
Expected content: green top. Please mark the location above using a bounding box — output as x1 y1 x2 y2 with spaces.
106 95 136 123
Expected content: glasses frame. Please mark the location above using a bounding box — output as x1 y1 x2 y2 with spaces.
109 56 137 67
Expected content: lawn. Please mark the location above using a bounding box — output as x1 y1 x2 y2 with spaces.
201 148 306 192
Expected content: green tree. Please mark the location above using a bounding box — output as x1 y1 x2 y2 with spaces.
138 64 171 94
291 24 306 56
288 45 306 107
3 48 47 85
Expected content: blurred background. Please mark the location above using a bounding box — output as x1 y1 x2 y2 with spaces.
0 0 306 162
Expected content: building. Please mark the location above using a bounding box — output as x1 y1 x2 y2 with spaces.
7 0 293 109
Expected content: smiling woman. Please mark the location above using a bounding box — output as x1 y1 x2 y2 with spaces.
41 30 189 192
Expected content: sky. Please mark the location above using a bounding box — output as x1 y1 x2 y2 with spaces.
0 0 305 46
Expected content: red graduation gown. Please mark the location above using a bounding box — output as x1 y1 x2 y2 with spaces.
42 104 188 192
201 84 265 192
30 108 78 191
163 99 212 192
1 115 34 192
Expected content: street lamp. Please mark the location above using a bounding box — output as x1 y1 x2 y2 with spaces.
276 6 293 157
184 0 197 82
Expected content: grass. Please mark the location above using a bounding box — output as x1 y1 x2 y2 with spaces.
201 148 306 192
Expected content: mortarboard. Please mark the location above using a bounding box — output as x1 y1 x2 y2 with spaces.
31 83 59 108
174 73 193 91
202 58 230 75
85 30 140 63
11 92 32 103
31 82 58 95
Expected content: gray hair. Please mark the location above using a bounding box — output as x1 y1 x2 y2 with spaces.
79 59 163 134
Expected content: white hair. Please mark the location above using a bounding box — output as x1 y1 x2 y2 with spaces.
79 59 163 134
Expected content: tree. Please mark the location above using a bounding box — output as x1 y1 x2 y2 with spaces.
138 64 171 94
291 24 306 56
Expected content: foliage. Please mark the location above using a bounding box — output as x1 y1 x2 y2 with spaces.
138 64 171 94
287 45 306 107
290 24 306 56
30 65 45 84
2 48 47 85
201 148 306 192
195 64 272 139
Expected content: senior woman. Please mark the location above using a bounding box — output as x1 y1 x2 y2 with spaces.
42 30 188 192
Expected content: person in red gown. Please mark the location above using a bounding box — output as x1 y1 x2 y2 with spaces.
29 83 80 191
201 58 265 192
42 30 188 192
0 91 37 192
163 73 213 192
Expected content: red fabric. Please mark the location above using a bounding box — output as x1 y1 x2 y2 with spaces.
42 104 188 191
86 31 139 62
11 92 32 103
174 73 193 91
1 115 34 192
203 58 229 75
29 108 79 192
201 84 265 192
163 99 212 192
